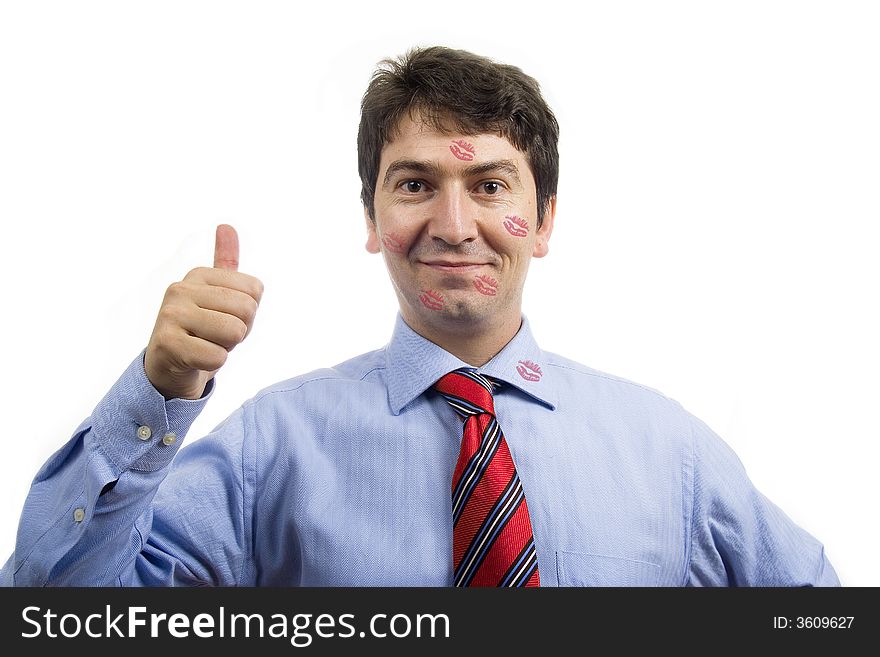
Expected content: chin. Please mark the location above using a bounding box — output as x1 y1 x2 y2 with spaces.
424 298 496 328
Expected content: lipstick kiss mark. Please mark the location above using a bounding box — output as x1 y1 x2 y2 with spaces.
449 139 475 161
473 274 498 296
382 233 405 254
419 289 444 311
516 359 543 382
503 215 529 237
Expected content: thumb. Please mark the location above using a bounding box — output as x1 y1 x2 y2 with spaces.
213 224 239 271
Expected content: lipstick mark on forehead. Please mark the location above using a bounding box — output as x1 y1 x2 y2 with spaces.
382 232 406 254
419 289 444 311
503 215 529 237
449 139 475 161
516 359 543 382
473 275 498 296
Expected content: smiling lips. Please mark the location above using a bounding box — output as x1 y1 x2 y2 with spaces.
449 139 475 161
422 259 486 273
473 275 498 296
419 290 444 310
503 215 529 237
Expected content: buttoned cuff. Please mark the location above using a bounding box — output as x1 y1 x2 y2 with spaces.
90 350 213 473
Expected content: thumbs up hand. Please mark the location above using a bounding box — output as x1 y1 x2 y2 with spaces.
144 225 264 400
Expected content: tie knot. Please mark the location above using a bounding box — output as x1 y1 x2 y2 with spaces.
434 368 497 418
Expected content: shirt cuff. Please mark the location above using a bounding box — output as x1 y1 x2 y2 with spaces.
90 350 213 473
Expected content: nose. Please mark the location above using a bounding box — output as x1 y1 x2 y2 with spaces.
426 187 478 245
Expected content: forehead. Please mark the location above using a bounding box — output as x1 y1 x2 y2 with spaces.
379 113 531 175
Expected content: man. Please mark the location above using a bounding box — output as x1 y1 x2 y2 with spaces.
1 46 838 586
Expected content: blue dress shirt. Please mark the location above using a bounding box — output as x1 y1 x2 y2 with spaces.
1 314 838 586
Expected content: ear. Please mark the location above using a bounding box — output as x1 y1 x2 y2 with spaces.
532 196 556 258
364 207 381 254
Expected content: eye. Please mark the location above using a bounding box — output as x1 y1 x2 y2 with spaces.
481 181 502 195
402 180 424 193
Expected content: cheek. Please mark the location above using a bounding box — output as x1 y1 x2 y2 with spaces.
381 230 409 255
419 289 445 310
502 215 530 238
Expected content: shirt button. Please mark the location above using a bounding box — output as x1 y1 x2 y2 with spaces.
73 508 85 523
162 432 177 446
137 425 152 441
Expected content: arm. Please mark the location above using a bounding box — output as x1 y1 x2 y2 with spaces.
1 225 262 586
2 353 213 585
686 414 839 586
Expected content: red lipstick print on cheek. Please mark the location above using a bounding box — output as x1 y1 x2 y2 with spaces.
419 290 444 311
381 233 405 254
516 359 543 382
503 215 529 237
473 275 498 296
449 139 475 161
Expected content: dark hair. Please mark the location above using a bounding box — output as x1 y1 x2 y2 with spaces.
357 46 559 227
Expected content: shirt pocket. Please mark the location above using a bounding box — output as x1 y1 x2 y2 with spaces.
556 550 662 586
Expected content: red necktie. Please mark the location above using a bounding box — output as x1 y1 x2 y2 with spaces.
434 368 540 587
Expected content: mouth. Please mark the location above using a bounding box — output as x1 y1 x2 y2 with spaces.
420 260 489 273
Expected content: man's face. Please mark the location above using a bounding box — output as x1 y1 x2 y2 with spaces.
366 113 555 342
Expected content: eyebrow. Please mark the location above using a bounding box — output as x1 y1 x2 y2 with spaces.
381 159 523 188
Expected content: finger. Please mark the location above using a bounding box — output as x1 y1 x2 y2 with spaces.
214 224 240 271
168 332 231 373
178 307 249 351
165 280 258 319
181 268 264 305
189 285 259 323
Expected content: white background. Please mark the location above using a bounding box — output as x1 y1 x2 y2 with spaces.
1 1 877 586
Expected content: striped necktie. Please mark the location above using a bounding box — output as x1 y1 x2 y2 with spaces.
434 368 540 587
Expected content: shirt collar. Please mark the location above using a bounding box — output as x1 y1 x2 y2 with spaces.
385 313 558 415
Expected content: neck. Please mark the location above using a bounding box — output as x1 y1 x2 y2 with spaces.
403 311 523 367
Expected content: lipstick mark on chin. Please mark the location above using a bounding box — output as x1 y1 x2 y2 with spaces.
419 289 444 311
382 233 405 254
473 274 498 296
449 139 475 161
516 359 543 382
503 215 529 237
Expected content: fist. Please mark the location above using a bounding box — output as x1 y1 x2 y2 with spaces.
144 224 264 400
